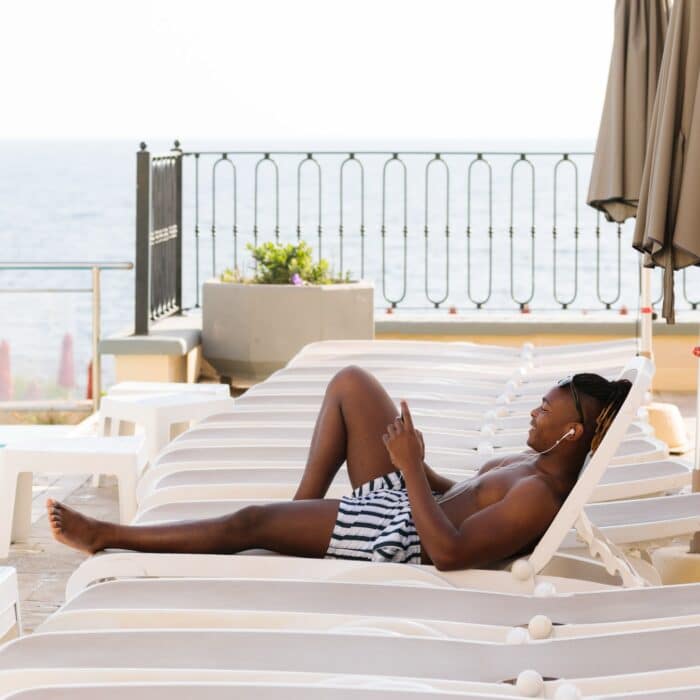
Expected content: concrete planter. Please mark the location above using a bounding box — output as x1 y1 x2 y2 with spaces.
202 279 374 380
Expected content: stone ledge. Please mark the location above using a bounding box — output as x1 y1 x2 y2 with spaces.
100 314 202 357
375 312 700 336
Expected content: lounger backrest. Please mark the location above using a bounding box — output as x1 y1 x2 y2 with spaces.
525 356 654 581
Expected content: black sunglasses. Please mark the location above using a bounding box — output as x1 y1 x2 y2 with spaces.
558 375 585 424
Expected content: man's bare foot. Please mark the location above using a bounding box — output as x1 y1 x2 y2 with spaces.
46 499 107 554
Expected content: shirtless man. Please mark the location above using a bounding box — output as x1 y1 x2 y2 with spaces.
47 366 630 571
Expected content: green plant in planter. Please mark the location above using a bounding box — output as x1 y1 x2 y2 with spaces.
221 241 352 285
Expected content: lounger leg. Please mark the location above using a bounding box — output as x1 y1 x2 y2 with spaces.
116 471 137 524
11 472 33 543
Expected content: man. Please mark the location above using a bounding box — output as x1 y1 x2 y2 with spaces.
48 366 630 571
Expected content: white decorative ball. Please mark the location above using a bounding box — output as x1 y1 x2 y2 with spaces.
554 682 582 700
533 581 557 598
481 424 496 437
515 669 544 697
506 379 519 392
511 559 534 581
522 342 535 351
496 393 512 406
527 615 553 640
495 406 509 418
483 410 497 422
506 627 530 645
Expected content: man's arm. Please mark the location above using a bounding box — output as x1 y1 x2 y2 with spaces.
422 461 456 495
414 428 455 494
384 401 559 571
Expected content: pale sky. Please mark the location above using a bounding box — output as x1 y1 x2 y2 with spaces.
2 0 615 141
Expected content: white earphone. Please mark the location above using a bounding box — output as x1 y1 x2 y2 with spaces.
537 427 576 455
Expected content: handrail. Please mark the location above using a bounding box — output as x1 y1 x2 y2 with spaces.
0 261 133 412
0 262 133 270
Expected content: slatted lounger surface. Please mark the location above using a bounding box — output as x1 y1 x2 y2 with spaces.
289 338 637 363
0 684 521 700
5 683 700 700
193 408 653 438
134 435 670 505
3 626 700 697
135 456 691 512
42 578 700 640
162 421 653 453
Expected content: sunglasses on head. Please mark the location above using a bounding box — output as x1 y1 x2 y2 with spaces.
557 375 585 424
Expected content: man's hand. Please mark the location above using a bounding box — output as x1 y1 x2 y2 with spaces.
382 400 424 473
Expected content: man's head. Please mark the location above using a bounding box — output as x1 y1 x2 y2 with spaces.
527 373 632 456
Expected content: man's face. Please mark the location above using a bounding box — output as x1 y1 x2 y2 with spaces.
526 385 580 451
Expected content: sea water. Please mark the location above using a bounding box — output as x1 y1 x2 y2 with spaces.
0 138 690 397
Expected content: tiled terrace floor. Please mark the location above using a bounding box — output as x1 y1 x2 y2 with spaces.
5 391 698 634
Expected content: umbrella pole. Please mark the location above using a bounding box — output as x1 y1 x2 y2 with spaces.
640 263 653 358
692 333 700 554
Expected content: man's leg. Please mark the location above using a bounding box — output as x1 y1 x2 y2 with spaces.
47 497 340 557
294 365 400 500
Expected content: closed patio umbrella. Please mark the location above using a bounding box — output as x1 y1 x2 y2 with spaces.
588 0 669 357
588 0 669 223
633 0 700 324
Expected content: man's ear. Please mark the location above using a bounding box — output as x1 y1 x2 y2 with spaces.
570 423 585 441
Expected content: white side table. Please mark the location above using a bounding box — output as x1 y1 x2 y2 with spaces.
0 436 147 558
109 382 230 397
99 393 236 464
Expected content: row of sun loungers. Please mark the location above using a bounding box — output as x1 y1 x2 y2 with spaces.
1 338 700 697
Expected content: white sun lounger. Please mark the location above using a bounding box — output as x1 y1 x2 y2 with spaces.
3 625 700 698
42 575 700 641
66 357 657 599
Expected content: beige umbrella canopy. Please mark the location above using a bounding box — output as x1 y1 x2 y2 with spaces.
634 0 700 323
588 0 669 223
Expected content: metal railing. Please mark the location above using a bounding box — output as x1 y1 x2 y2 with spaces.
137 142 699 314
0 261 133 412
135 143 182 334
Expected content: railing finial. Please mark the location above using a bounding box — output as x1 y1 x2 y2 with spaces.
139 142 147 151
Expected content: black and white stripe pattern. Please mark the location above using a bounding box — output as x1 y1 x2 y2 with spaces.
325 472 422 564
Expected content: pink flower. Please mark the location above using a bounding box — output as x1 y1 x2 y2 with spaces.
291 273 303 286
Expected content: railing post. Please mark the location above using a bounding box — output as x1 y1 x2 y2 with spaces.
91 266 102 411
172 140 184 313
134 142 151 334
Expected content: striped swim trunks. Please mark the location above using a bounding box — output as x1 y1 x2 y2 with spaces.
325 471 422 564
